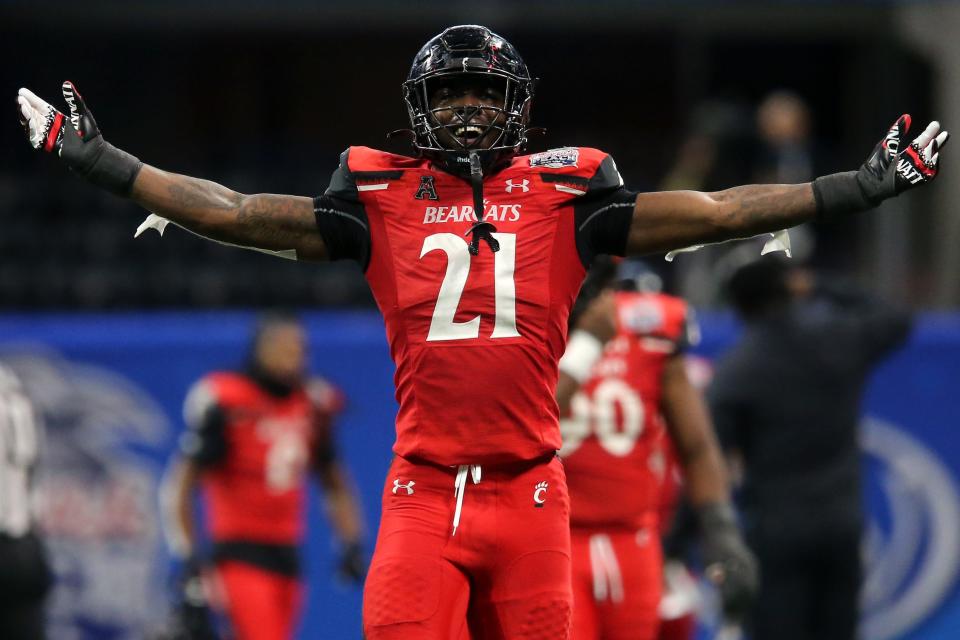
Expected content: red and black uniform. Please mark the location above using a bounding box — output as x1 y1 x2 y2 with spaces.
313 146 636 639
560 292 694 640
181 369 343 640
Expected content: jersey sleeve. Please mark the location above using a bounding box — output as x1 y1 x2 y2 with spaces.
178 378 228 467
571 152 638 266
313 148 372 268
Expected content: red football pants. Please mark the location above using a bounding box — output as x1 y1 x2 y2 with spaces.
363 455 572 640
215 560 303 640
657 614 696 640
570 527 663 640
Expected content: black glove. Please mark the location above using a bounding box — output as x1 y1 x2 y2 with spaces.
163 557 219 640
16 81 142 195
337 541 367 585
814 115 949 219
697 503 759 623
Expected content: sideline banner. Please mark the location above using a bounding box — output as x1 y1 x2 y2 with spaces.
0 311 958 640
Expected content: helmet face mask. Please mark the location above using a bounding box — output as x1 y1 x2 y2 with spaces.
421 73 512 152
403 25 534 173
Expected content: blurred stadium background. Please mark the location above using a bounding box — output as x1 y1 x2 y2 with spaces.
2 1 960 638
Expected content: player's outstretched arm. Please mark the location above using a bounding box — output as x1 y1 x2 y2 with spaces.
624 115 948 255
17 82 328 261
133 166 326 260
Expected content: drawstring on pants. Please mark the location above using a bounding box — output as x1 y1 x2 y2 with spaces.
452 464 482 536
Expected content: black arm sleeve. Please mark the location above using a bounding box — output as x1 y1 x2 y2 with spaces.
573 154 637 267
314 148 372 268
179 402 228 468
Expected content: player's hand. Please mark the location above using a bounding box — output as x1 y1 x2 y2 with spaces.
337 541 367 585
16 81 142 195
574 290 617 344
697 503 759 623
858 114 949 203
159 557 219 640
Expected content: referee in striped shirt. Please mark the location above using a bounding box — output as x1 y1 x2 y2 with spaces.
0 363 52 640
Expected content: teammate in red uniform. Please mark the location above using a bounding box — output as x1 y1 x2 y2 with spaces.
162 313 365 640
18 23 947 640
557 268 755 640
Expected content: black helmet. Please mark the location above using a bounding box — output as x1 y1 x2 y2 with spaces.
402 25 535 174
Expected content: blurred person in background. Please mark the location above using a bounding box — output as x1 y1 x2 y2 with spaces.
17 21 947 639
753 91 820 186
161 312 366 640
557 261 757 640
0 363 52 640
709 256 913 640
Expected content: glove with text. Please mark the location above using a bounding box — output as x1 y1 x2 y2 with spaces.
814 115 949 219
17 81 142 195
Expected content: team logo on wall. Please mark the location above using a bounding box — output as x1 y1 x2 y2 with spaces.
1 348 172 640
860 417 960 640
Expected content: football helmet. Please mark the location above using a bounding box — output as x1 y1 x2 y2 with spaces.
403 25 535 174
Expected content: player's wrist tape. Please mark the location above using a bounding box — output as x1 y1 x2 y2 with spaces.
74 141 143 196
559 330 605 383
812 171 877 221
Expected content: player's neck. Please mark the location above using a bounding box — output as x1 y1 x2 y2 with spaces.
245 363 299 398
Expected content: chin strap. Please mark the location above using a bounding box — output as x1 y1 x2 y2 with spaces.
464 151 500 255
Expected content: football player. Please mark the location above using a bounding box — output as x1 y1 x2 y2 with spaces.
557 265 755 640
161 313 365 640
17 24 947 640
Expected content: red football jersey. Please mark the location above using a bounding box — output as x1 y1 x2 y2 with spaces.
318 146 634 465
561 292 694 528
183 373 343 544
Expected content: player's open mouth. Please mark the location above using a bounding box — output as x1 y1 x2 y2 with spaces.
453 125 486 145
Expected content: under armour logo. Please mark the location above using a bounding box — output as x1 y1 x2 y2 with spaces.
414 175 439 200
505 179 530 193
392 478 415 495
533 481 548 507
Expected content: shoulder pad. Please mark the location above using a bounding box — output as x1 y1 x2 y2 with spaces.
616 293 690 343
345 146 423 172
524 147 623 194
327 147 422 199
306 377 344 413
182 376 220 427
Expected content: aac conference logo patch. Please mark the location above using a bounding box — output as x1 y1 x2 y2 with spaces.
529 147 579 169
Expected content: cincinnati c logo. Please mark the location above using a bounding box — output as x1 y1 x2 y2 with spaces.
533 481 548 507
